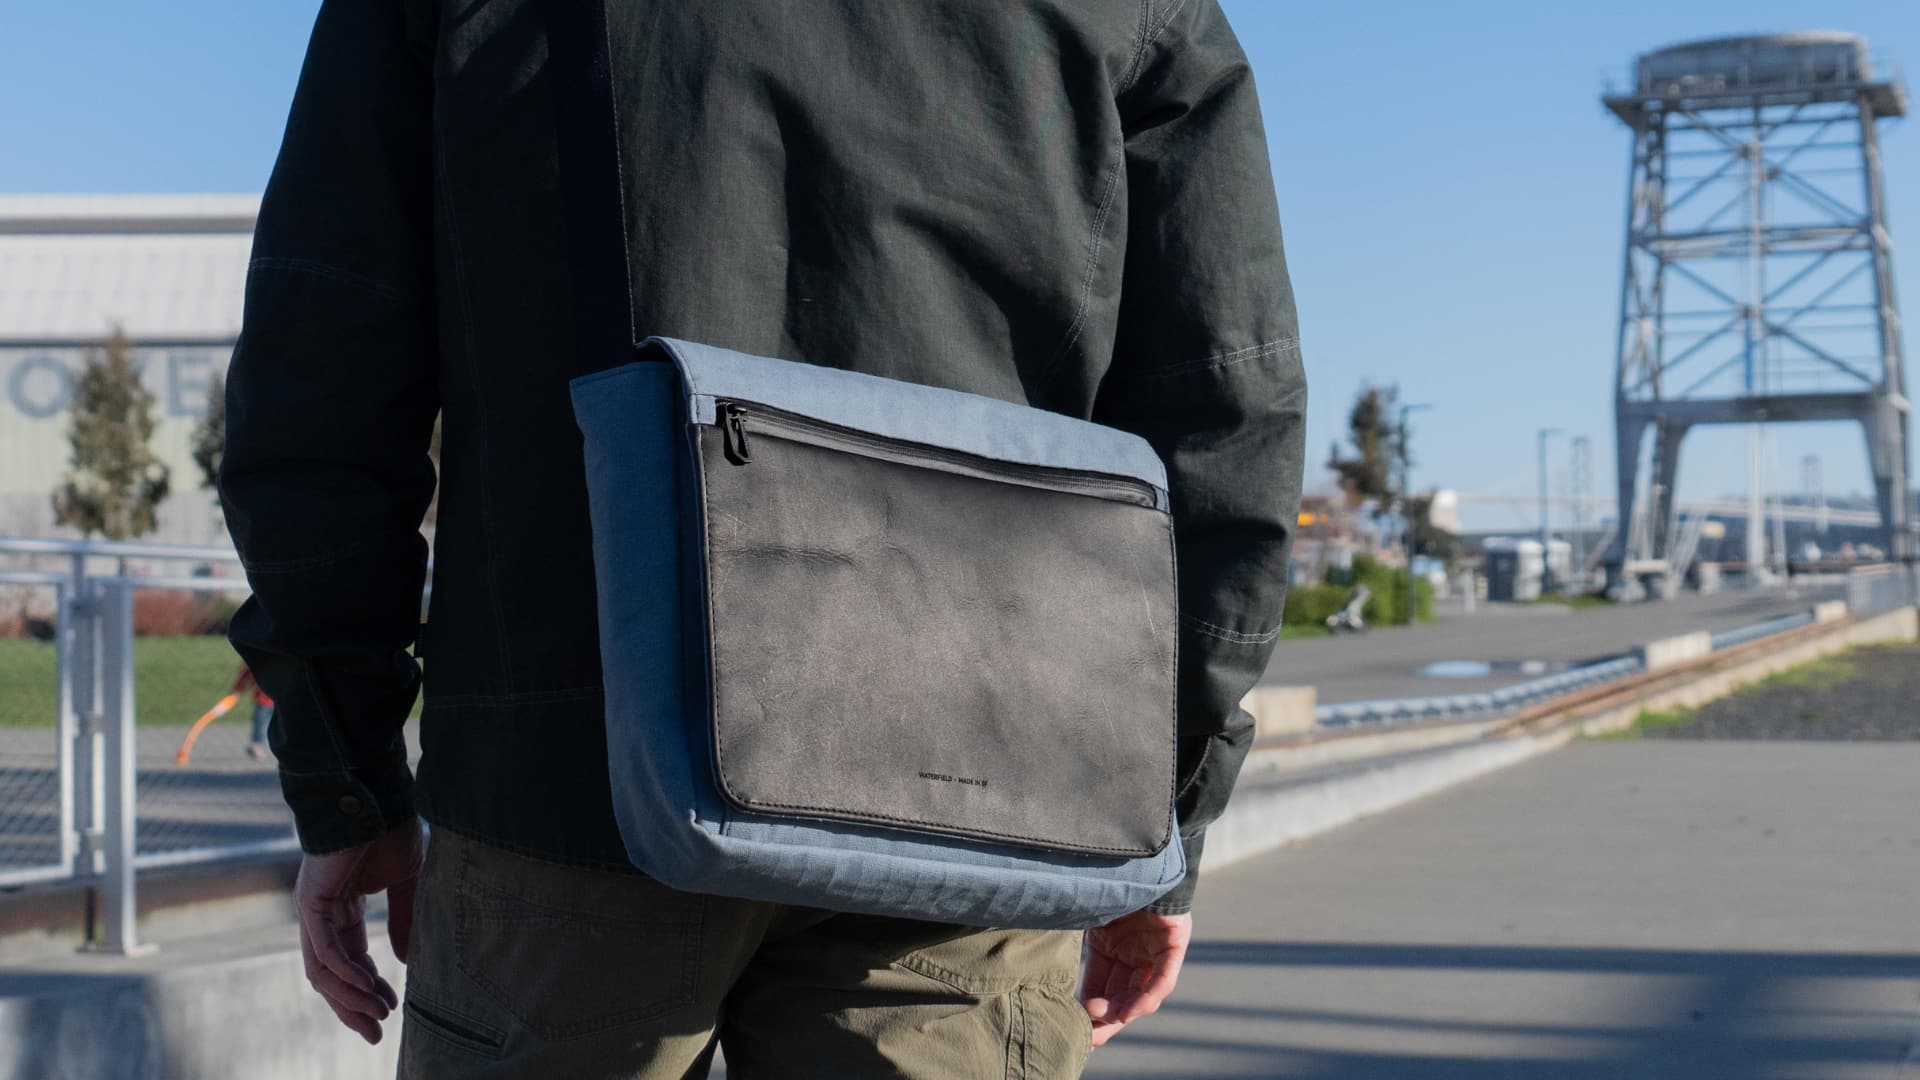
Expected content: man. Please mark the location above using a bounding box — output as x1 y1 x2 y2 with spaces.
222 1 1304 1076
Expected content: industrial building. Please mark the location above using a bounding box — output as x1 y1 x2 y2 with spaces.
0 195 255 546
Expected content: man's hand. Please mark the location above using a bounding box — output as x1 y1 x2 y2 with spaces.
1080 909 1193 1047
294 819 426 1044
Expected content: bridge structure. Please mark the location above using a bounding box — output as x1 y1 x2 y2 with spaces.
1602 34 1913 588
1455 490 1883 529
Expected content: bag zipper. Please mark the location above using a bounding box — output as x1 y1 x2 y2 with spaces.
712 400 1160 509
721 402 752 464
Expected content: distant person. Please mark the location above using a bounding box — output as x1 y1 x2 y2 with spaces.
230 666 274 761
220 1 1306 1076
1328 584 1373 633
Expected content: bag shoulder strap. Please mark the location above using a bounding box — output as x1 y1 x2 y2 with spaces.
539 0 639 377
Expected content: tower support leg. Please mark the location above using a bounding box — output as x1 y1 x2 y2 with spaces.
1609 411 1651 596
1862 400 1915 561
1648 420 1688 564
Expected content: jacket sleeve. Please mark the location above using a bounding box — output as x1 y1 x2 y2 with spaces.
1092 0 1307 914
219 0 441 854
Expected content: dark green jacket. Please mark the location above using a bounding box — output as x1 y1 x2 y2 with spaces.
222 0 1305 914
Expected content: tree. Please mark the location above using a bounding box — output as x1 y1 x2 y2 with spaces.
51 327 171 540
191 371 225 527
1328 383 1401 509
1404 490 1461 567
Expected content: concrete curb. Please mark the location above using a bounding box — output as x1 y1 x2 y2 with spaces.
0 922 403 1080
1203 729 1573 873
1204 605 1919 877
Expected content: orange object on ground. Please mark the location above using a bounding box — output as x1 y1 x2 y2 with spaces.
174 693 241 765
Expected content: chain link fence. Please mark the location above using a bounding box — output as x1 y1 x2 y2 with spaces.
1846 562 1920 617
0 573 75 886
0 539 430 951
0 539 307 949
121 580 298 867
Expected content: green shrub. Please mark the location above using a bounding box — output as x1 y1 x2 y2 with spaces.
1307 555 1436 627
1283 583 1353 627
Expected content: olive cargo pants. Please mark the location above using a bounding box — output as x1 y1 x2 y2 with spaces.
398 830 1093 1078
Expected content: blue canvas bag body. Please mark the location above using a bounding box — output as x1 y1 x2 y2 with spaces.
546 0 1182 929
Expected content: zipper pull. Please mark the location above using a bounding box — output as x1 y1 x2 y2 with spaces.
721 403 752 465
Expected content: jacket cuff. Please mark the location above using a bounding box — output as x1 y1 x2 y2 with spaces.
1148 829 1208 915
279 752 416 854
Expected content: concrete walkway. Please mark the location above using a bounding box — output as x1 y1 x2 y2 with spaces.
1269 585 1843 704
1089 741 1920 1079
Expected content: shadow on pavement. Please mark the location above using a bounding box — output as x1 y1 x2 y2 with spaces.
1087 940 1920 1079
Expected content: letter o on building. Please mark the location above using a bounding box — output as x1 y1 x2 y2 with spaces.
7 354 74 419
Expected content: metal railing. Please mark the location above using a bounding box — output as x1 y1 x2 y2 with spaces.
0 537 290 955
1846 563 1920 617
1314 586 1898 729
1708 611 1817 652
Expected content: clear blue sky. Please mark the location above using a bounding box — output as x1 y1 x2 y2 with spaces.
3 1 1914 529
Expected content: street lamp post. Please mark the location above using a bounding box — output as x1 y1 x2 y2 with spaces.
1538 427 1564 593
1400 403 1432 624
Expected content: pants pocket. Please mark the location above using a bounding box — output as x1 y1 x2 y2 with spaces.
402 994 508 1058
453 844 705 1041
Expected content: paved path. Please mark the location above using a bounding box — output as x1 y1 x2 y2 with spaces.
1265 585 1844 704
1089 741 1920 1079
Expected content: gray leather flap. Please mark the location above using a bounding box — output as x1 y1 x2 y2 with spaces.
696 422 1178 857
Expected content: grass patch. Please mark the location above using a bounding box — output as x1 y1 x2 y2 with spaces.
1279 624 1332 640
1590 703 1698 740
1529 593 1611 609
1 635 248 729
0 638 57 728
1585 642 1913 741
1748 651 1861 692
1 635 425 729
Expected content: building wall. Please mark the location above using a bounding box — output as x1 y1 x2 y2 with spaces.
0 343 233 546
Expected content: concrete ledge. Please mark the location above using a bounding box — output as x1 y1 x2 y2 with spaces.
0 920 402 1079
1637 630 1713 670
1207 605 1919 881
1245 716 1505 776
1205 730 1571 874
1812 600 1848 624
1241 685 1317 739
0 858 300 965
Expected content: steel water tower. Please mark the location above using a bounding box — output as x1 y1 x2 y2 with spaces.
1605 33 1911 586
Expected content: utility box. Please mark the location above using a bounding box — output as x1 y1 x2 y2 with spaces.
1483 537 1544 602
1543 540 1574 593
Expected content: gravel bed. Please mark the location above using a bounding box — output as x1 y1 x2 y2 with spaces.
1645 643 1920 741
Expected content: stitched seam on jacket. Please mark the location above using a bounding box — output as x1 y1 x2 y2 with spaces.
1117 0 1194 98
237 534 385 574
246 257 412 306
1037 0 1191 394
1130 338 1300 382
1181 614 1281 645
433 127 515 687
1174 731 1212 800
1113 0 1153 95
1036 154 1124 393
298 661 364 799
1131 0 1194 94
